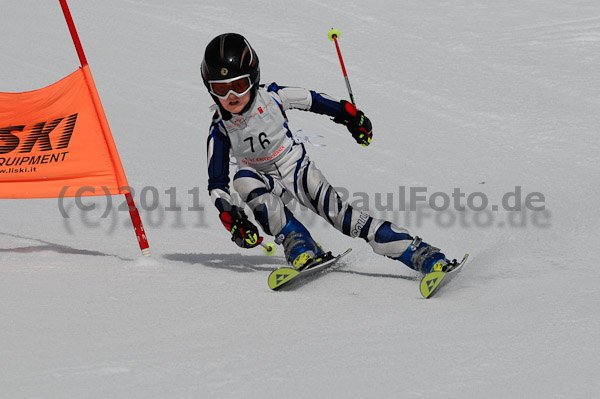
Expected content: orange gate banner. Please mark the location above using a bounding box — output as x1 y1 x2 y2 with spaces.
0 65 130 199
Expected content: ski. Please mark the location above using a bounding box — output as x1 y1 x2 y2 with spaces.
420 254 469 298
268 248 352 290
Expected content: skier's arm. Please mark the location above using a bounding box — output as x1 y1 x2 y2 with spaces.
207 122 233 213
269 83 372 146
267 83 341 115
207 122 263 249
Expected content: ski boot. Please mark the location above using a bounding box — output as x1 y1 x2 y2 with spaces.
368 221 454 274
275 218 326 270
399 236 456 274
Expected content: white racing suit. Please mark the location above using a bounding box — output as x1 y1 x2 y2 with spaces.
206 83 444 272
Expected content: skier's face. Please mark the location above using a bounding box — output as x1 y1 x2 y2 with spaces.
218 90 251 114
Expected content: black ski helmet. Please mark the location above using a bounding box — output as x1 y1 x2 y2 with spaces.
201 33 260 116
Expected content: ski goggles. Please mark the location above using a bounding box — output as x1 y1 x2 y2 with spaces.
208 74 253 99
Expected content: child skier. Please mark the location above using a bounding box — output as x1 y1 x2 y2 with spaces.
202 33 455 274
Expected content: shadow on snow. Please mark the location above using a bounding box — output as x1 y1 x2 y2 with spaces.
163 252 418 281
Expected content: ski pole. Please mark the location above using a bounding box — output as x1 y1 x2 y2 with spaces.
260 241 276 256
328 28 356 105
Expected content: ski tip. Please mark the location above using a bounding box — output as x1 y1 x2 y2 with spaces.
268 267 299 290
267 248 353 291
420 271 445 298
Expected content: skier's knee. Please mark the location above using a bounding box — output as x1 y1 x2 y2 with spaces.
233 169 268 201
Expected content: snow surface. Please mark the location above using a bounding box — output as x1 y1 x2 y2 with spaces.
1 1 599 398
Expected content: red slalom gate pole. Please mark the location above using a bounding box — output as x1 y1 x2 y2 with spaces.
125 190 151 257
59 0 88 66
328 28 356 106
59 0 151 256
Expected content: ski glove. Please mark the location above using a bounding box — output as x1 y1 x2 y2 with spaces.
219 205 263 249
334 100 373 146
